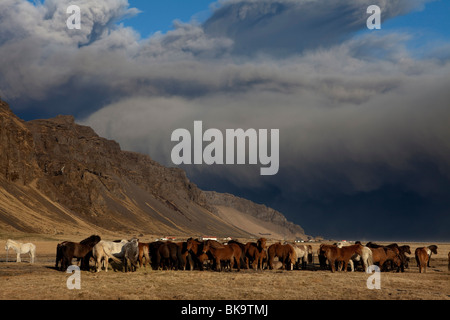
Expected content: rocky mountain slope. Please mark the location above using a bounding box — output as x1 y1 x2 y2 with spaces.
0 99 306 239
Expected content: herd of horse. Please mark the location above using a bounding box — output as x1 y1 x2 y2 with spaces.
4 236 445 274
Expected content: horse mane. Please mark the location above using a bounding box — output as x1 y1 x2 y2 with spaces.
80 235 101 246
205 240 224 249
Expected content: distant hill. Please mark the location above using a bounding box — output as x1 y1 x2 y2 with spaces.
0 99 306 240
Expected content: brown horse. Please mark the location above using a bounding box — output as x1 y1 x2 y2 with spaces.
138 242 151 268
59 235 101 271
448 252 450 272
415 247 430 273
202 240 241 272
175 241 193 271
386 244 411 272
267 242 296 270
148 241 184 270
370 247 401 271
186 238 207 270
323 244 363 272
244 238 267 270
318 244 336 270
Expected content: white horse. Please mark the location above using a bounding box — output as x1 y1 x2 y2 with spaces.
92 239 128 272
5 239 36 263
290 244 309 269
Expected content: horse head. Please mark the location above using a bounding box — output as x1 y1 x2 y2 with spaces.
186 239 193 251
202 240 211 254
429 245 438 254
80 235 101 247
257 238 267 250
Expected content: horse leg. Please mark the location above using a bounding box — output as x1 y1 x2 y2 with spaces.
343 260 348 272
216 258 221 272
348 260 354 272
139 250 143 268
16 252 21 263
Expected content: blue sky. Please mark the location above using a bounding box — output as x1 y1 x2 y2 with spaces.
124 0 215 37
123 0 450 43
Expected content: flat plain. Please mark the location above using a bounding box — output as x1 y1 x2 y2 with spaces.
0 237 449 300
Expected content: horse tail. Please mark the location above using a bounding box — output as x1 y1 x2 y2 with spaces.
367 249 373 268
30 243 36 263
103 247 122 264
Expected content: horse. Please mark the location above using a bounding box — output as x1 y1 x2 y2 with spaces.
122 238 139 272
267 242 296 270
202 240 241 272
175 241 193 271
318 244 336 270
148 241 184 270
386 244 411 272
426 245 438 267
289 243 308 270
138 242 151 268
370 247 401 272
228 240 247 269
244 238 267 270
5 239 36 263
323 244 363 272
335 242 373 272
58 235 101 271
92 239 127 272
186 238 207 270
415 247 430 273
448 252 450 272
306 244 314 265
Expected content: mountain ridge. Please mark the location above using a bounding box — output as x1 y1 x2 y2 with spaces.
0 99 307 240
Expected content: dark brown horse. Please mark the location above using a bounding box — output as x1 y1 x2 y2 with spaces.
244 238 267 270
426 245 438 267
55 241 70 270
186 238 207 270
323 244 363 273
58 235 101 271
267 242 296 270
176 241 193 271
148 241 184 270
202 240 241 272
386 243 410 272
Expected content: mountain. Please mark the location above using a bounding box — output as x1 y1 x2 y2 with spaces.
0 99 306 240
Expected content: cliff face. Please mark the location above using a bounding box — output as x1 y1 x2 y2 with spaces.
0 101 41 185
204 191 306 239
0 99 306 239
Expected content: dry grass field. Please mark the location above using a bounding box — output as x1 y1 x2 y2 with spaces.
0 236 449 301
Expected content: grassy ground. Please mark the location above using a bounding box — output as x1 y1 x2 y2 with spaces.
0 240 449 300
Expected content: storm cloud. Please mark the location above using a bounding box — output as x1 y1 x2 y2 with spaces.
0 0 449 240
